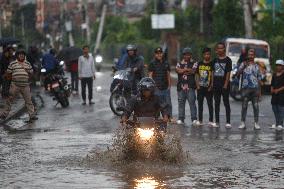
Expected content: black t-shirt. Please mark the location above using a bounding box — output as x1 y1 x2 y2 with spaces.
148 59 170 90
176 60 197 91
271 72 284 105
197 61 214 87
213 57 232 88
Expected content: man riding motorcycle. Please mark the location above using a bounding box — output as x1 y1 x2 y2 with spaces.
120 44 145 95
121 77 169 124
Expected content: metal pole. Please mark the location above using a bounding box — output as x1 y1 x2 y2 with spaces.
13 24 15 38
154 0 157 13
272 0 275 24
200 0 204 34
84 0 90 44
94 4 107 54
21 11 25 38
0 21 2 38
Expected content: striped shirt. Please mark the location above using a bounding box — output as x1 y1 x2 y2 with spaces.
7 60 33 87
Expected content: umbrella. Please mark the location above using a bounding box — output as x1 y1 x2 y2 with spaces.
57 47 83 62
0 37 20 46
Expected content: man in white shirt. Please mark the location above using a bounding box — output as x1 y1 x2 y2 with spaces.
78 45 96 105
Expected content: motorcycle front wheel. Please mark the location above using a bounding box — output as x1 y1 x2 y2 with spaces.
109 92 127 116
57 91 69 108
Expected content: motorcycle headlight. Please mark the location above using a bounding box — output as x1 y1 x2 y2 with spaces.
137 128 154 140
95 55 103 63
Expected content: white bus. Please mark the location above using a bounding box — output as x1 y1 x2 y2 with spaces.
225 37 272 86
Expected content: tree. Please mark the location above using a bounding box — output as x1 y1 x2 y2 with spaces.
212 0 244 40
242 0 253 38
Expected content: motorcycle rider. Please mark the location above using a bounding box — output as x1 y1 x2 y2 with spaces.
121 77 169 123
121 44 145 95
42 49 60 90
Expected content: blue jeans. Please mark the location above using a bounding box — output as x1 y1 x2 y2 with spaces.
155 88 172 117
272 104 284 126
178 88 197 121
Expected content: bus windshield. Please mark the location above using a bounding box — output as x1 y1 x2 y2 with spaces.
228 42 269 58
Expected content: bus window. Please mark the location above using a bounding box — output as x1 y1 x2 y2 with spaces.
228 43 242 57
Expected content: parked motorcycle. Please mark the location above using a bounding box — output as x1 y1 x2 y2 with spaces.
230 65 243 101
109 68 132 116
41 61 71 108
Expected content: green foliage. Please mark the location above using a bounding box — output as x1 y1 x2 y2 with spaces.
212 0 244 40
255 11 284 63
2 3 45 47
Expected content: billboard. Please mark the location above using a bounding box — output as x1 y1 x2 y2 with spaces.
151 14 175 29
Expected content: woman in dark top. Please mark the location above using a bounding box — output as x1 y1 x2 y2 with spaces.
271 60 284 130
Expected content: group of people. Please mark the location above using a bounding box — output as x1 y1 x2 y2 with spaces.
1 42 283 130
119 42 284 130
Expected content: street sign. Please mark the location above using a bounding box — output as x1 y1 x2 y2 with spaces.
151 14 175 29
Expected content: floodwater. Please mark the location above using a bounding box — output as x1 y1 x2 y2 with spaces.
0 71 283 188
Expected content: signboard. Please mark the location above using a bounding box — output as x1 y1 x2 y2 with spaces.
151 14 175 29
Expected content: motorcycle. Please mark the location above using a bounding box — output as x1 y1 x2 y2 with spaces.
230 65 243 101
109 68 132 116
123 117 167 159
41 61 71 108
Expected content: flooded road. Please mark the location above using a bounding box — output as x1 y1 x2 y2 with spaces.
0 71 283 188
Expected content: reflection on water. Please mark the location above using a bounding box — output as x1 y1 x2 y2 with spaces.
134 176 165 189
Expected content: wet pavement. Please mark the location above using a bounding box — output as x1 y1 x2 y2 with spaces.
0 70 283 188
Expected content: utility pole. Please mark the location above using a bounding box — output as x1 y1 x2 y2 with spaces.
154 0 157 13
272 0 276 24
0 21 2 38
242 0 253 38
21 11 25 39
13 24 15 38
200 0 204 34
83 0 91 44
94 4 107 55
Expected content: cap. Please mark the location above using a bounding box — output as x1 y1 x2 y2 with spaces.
276 59 284 66
154 47 163 53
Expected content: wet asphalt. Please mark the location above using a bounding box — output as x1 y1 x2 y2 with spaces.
0 70 283 189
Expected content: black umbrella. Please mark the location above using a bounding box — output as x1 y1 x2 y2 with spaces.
57 47 83 62
0 37 20 46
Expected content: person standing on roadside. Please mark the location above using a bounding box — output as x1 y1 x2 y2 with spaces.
1 47 15 98
196 47 214 126
0 49 38 122
69 59 79 95
148 47 172 118
237 49 262 130
213 42 232 128
270 60 284 130
78 45 96 105
175 47 198 125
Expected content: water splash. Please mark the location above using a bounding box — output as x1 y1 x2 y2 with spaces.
84 127 191 166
